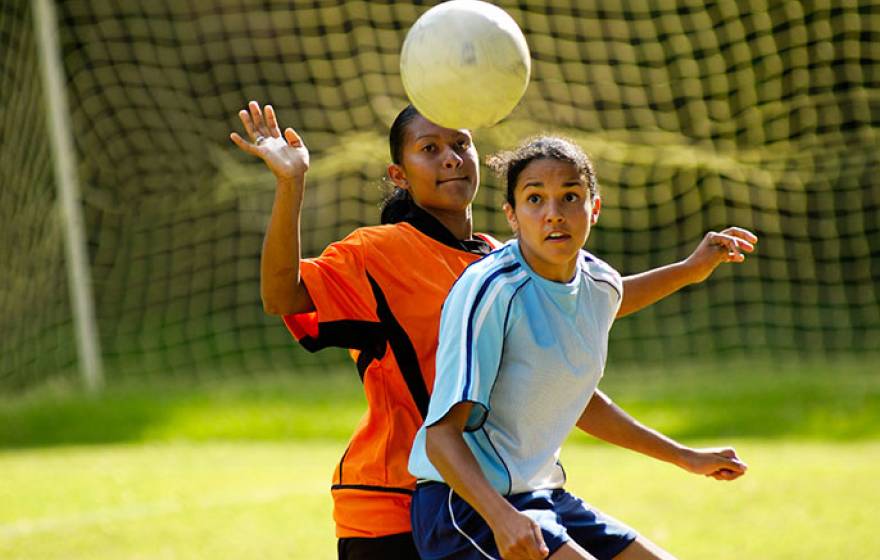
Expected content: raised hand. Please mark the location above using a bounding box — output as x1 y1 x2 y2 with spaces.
683 227 758 283
230 100 309 181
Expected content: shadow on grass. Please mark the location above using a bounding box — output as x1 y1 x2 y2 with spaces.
0 369 367 449
1 360 878 449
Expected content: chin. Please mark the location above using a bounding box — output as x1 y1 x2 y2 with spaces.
443 189 478 208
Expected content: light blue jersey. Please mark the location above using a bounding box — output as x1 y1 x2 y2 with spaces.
409 240 623 495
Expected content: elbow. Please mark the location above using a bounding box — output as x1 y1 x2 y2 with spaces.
261 292 295 316
262 299 284 316
261 279 307 316
260 288 281 315
425 426 444 466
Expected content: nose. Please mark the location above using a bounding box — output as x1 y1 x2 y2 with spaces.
545 199 564 223
442 146 463 169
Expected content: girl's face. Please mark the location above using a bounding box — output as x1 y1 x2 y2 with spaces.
387 115 479 213
503 158 601 282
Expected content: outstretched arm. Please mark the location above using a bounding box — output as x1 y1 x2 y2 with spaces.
576 389 747 481
426 403 550 560
617 227 757 318
230 101 314 316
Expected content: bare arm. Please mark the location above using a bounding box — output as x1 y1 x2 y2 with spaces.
426 403 549 560
617 227 758 318
230 101 314 315
577 389 747 481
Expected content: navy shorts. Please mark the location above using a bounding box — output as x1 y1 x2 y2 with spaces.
411 482 637 560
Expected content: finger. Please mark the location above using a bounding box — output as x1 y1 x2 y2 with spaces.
713 468 743 481
708 469 729 480
716 447 737 458
249 100 267 135
711 236 743 262
721 226 759 245
238 109 256 140
711 235 749 263
714 233 755 253
531 522 549 557
717 454 748 474
715 447 743 462
721 460 746 474
229 132 261 156
285 127 304 147
265 104 281 138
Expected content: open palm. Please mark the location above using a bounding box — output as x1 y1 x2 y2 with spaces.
230 100 309 180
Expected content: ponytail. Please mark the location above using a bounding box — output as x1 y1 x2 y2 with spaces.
380 104 421 224
380 187 415 225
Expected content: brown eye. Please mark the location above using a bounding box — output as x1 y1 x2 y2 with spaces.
564 192 580 202
527 194 541 204
422 144 436 153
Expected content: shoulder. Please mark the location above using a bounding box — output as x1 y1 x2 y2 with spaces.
346 223 407 245
449 243 530 303
474 232 504 249
331 223 424 256
580 251 623 300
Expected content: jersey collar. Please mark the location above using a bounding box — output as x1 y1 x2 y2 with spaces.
402 204 492 256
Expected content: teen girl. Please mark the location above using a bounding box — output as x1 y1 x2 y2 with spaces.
409 136 756 560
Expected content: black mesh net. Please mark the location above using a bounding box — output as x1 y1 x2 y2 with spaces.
2 0 879 390
1 0 78 389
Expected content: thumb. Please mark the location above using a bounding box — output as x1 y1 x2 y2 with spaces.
284 127 304 147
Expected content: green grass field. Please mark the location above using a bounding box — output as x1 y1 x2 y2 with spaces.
2 359 878 559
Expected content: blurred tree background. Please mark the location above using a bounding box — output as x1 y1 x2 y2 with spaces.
2 0 879 391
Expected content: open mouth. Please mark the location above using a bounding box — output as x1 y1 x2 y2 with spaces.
545 232 571 241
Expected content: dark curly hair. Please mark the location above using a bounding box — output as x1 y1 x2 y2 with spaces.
486 136 597 208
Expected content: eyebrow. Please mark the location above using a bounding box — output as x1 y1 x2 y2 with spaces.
414 132 470 142
520 180 585 188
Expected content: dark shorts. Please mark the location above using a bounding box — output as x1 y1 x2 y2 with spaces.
411 482 637 560
337 531 419 560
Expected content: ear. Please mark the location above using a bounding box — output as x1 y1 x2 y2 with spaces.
590 195 602 225
387 163 409 190
503 202 518 234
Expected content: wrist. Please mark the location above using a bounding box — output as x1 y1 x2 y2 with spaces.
672 445 697 471
275 175 306 204
483 495 518 531
676 258 704 286
276 172 305 188
273 177 305 212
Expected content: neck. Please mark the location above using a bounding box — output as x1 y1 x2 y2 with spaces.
518 240 578 283
423 206 473 240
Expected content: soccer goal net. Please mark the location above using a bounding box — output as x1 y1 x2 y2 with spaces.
3 0 878 390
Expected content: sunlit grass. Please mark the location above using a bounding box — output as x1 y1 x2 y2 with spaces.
1 440 878 559
1 359 878 558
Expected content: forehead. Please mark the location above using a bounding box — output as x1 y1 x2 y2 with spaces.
406 115 471 143
516 158 583 187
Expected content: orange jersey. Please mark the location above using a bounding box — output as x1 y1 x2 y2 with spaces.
283 207 498 538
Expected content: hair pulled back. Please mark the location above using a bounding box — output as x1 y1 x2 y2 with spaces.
486 136 598 208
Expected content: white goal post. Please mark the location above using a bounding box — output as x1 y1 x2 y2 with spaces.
32 0 104 393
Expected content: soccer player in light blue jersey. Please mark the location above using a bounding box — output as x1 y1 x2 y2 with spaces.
409 137 757 560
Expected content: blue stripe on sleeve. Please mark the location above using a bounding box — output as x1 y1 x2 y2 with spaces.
462 262 521 400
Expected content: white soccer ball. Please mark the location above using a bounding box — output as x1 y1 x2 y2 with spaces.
400 0 531 129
